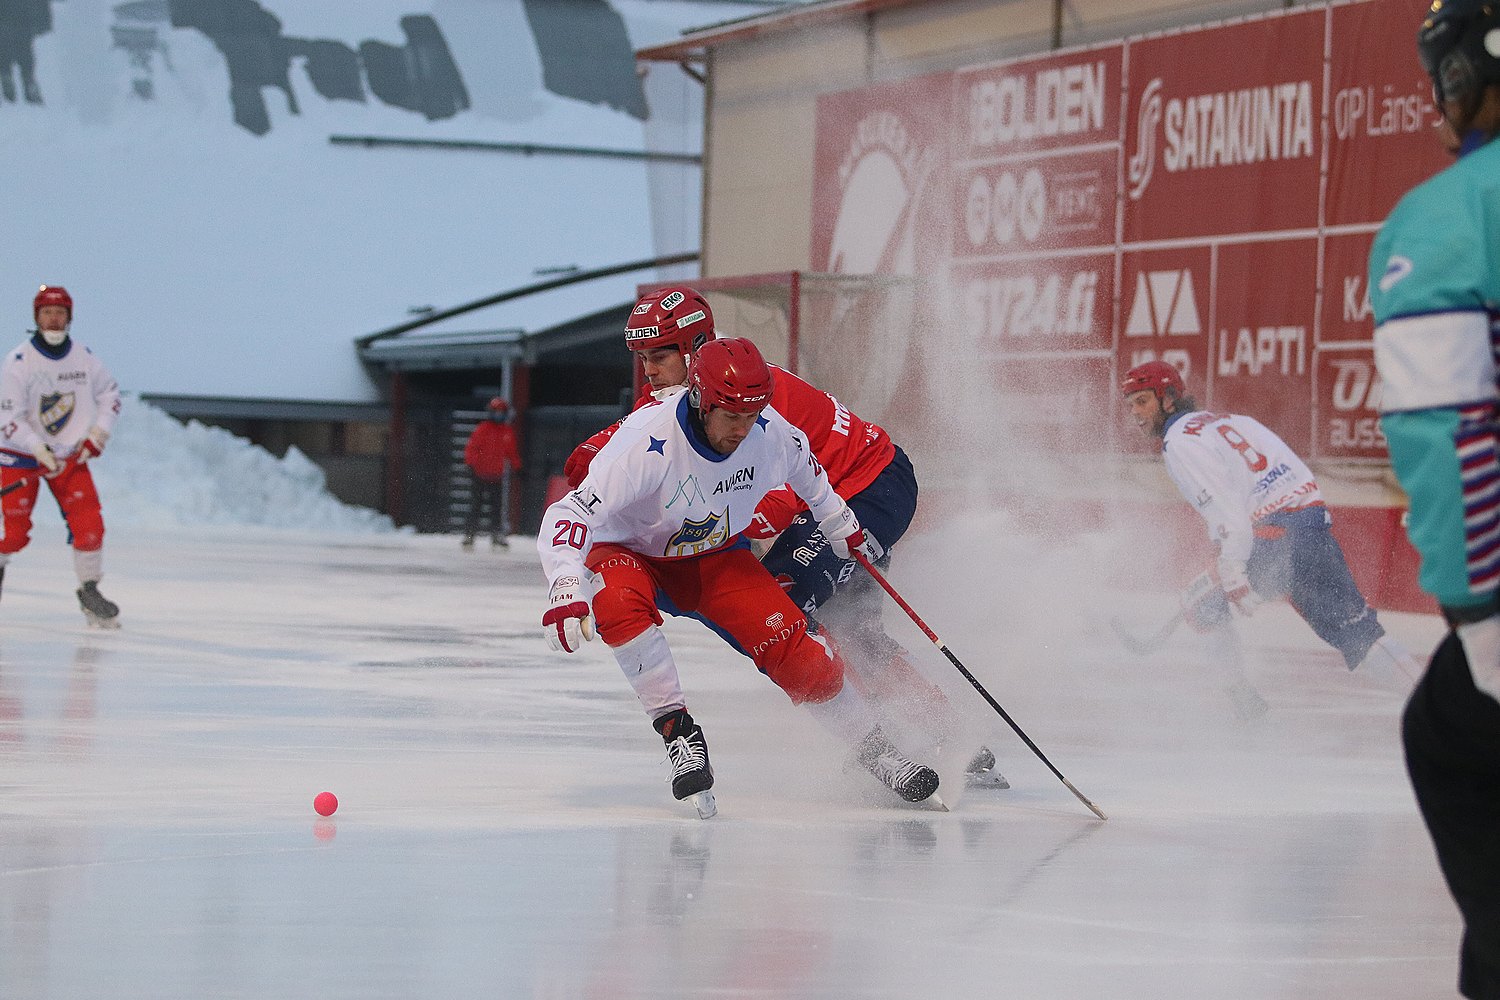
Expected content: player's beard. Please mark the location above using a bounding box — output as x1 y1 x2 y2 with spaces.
39 326 68 347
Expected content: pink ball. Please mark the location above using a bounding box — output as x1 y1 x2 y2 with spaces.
313 791 338 817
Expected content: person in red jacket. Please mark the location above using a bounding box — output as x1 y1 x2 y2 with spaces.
463 397 522 549
564 286 1004 788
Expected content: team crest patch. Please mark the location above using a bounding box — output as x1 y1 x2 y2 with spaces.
664 510 729 557
39 391 75 435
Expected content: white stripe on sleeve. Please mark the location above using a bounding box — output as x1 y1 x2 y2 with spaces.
1375 311 1496 413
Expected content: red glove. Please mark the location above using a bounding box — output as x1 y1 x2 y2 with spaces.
542 575 594 653
564 422 624 488
563 442 598 488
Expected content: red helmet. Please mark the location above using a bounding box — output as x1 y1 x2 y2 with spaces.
34 284 72 320
624 286 716 355
1121 360 1186 402
487 397 509 413
688 337 774 415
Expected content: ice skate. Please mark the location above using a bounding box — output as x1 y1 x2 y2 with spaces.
857 727 940 805
461 535 475 550
76 581 120 630
655 709 716 819
491 535 509 550
964 745 1010 789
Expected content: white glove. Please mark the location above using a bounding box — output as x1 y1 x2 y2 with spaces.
1217 560 1264 618
817 504 878 562
79 426 109 462
30 442 59 477
542 574 595 653
1456 614 1500 705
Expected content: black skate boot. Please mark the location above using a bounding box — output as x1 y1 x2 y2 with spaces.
857 728 941 805
654 709 716 819
461 535 475 550
964 745 1010 789
77 580 120 629
491 534 509 550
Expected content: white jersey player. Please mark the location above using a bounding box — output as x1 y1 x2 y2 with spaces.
1122 360 1415 679
1160 408 1322 588
538 337 942 815
0 285 123 626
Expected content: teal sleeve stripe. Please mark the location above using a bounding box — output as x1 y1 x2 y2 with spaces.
1381 408 1480 607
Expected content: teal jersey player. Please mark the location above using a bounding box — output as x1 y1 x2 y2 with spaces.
1370 137 1500 616
1368 1 1500 996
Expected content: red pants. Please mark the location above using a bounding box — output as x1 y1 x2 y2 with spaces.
0 463 104 554
586 543 845 705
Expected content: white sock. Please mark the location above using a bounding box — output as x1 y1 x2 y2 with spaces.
803 680 879 745
73 548 102 585
610 626 685 719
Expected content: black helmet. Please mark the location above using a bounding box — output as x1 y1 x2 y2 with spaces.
1418 0 1500 104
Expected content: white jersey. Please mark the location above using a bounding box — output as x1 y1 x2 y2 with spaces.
1161 410 1323 569
0 335 122 466
539 392 848 585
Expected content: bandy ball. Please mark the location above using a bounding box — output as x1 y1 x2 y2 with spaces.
313 791 338 817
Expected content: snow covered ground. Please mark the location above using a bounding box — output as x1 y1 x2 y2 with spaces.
0 407 1465 999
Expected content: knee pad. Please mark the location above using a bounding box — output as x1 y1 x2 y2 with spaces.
55 474 104 551
0 526 30 555
589 553 664 645
591 585 663 645
67 509 104 551
762 628 844 705
0 506 34 555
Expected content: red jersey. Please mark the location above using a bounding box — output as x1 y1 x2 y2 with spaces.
464 421 521 481
563 366 896 537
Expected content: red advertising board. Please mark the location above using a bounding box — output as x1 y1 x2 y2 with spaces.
951 146 1117 257
1326 0 1449 226
1116 247 1213 451
1316 345 1388 459
810 71 954 276
1122 9 1326 241
1320 230 1380 345
951 47 1122 259
808 0 1440 467
953 44 1124 159
953 252 1115 353
1209 239 1319 453
989 354 1115 454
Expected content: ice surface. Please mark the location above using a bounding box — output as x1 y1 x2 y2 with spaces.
0 445 1465 998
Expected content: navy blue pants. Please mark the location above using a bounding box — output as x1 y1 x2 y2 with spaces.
761 446 918 615
1193 506 1384 669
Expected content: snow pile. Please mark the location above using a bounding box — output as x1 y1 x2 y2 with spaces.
70 395 400 534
